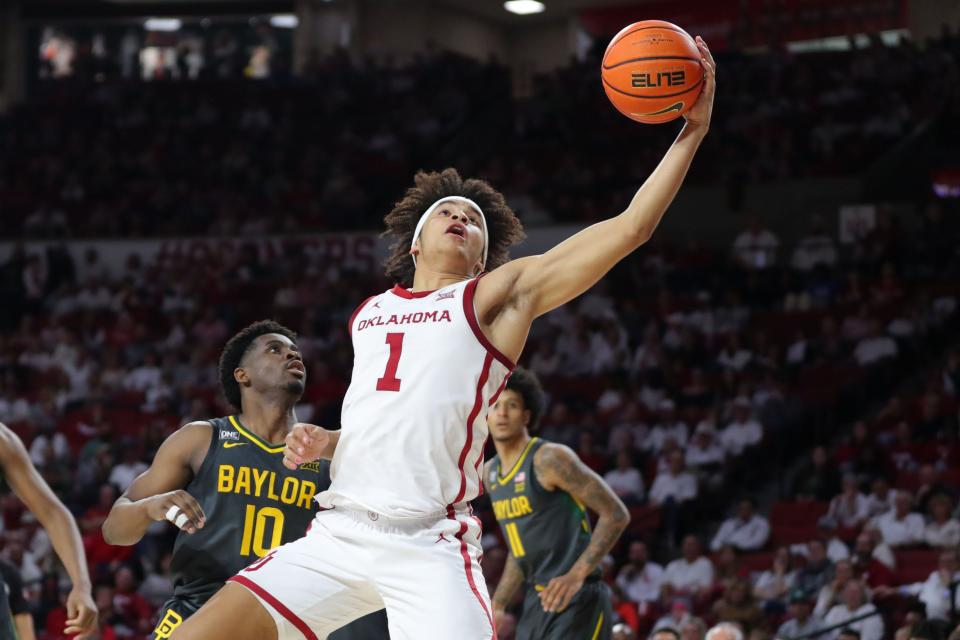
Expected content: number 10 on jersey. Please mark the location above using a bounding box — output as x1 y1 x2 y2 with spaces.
240 505 284 557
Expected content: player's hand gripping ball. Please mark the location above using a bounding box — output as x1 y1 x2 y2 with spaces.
601 20 712 124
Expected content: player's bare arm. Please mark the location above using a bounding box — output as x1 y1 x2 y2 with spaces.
533 443 630 613
281 422 339 469
491 552 524 631
475 38 716 363
102 421 212 545
0 423 98 639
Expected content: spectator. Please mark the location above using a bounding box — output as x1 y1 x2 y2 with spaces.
824 474 869 530
605 451 645 505
753 546 797 609
711 577 764 634
681 617 707 640
815 559 855 618
853 321 898 367
870 491 924 547
795 540 836 596
733 218 779 270
791 446 841 502
711 498 770 552
654 599 693 633
138 552 173 609
111 565 153 637
651 626 680 640
713 545 745 591
792 217 838 272
662 535 715 599
108 444 147 492
878 549 960 621
610 584 641 633
716 336 753 372
851 532 895 587
824 581 884 640
706 623 745 640
685 421 726 487
646 399 689 453
777 589 825 640
720 399 762 457
613 622 636 640
924 494 960 548
864 477 897 518
616 541 664 607
650 451 699 507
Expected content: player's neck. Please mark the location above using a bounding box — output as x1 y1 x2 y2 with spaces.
494 433 532 471
410 265 471 292
237 401 296 445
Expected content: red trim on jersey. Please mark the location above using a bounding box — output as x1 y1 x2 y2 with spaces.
473 435 488 496
463 277 515 371
388 284 436 299
228 575 318 640
488 372 511 407
448 511 497 639
454 353 493 504
347 296 377 336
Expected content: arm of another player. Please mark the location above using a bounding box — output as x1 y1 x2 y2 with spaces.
0 423 97 639
478 39 716 333
492 552 524 633
282 423 340 470
102 421 211 545
533 443 630 613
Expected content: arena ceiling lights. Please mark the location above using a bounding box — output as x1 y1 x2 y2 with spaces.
144 18 182 31
269 14 298 28
503 1 545 15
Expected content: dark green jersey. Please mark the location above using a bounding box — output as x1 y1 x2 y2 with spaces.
170 416 322 604
485 437 595 588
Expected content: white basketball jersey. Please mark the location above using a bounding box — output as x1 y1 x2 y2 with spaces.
318 276 514 518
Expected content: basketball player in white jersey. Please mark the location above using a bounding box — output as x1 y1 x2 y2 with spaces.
171 37 716 640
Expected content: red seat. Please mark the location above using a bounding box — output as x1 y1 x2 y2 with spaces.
894 548 938 585
772 524 820 546
771 501 828 527
739 551 775 574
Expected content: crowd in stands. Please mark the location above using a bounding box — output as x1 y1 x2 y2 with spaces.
0 186 958 638
3 25 960 238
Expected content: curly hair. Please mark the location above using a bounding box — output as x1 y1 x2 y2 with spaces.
383 168 526 286
218 320 297 411
505 367 545 432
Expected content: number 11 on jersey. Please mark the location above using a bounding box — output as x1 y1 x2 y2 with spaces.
376 332 404 392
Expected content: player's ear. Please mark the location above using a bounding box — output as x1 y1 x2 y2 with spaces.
410 239 420 258
234 367 249 387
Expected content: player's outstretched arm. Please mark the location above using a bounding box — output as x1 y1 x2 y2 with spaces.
533 443 630 613
102 421 211 545
0 423 98 638
480 38 716 324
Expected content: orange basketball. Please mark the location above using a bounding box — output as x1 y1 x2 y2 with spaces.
601 20 704 124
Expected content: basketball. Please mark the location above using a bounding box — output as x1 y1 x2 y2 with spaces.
601 20 705 124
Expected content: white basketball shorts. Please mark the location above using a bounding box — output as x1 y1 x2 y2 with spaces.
227 505 496 640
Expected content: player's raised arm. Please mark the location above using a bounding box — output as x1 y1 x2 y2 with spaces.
102 421 211 545
481 38 715 324
533 443 630 613
0 423 98 638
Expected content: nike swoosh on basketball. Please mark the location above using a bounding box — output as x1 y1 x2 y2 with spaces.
632 101 684 117
223 442 249 448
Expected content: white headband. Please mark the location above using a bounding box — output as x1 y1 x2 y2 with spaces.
410 196 488 269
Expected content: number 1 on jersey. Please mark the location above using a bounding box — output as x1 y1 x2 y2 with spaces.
376 332 404 392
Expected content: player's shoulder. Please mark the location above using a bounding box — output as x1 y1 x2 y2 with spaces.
165 420 216 450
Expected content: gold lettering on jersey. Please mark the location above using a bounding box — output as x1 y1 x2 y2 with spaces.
154 609 183 638
356 310 452 332
217 465 317 510
280 477 298 504
235 466 252 494
493 496 534 520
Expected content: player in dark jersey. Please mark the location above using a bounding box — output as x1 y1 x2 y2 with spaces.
484 368 630 640
101 320 387 640
0 558 33 639
0 422 98 639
